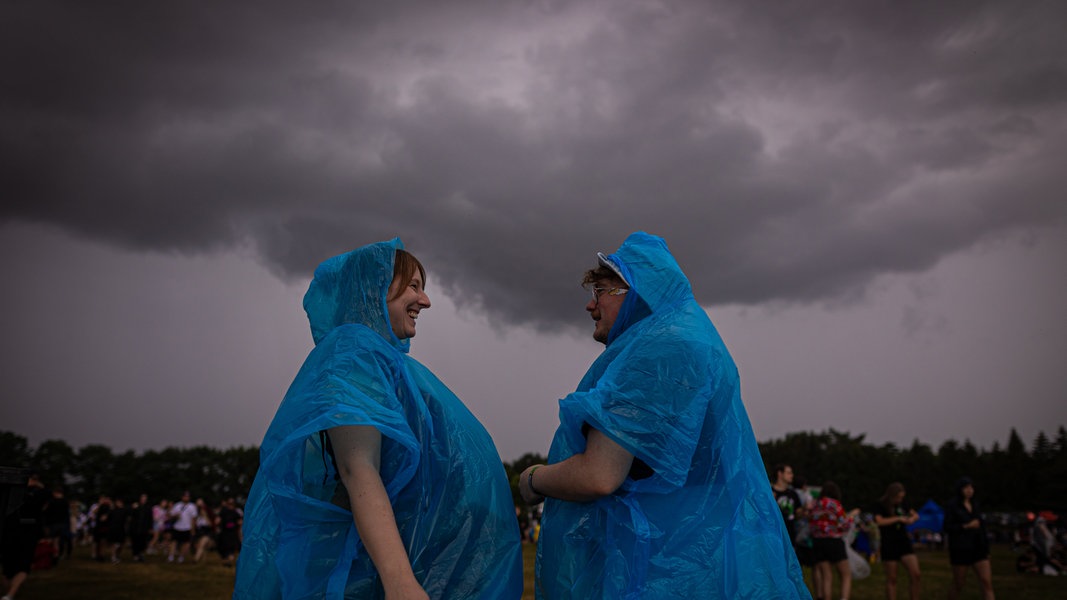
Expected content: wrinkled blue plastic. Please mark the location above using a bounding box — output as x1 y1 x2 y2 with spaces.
536 232 810 599
234 239 522 599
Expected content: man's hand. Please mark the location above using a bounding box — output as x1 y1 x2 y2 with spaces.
519 464 547 505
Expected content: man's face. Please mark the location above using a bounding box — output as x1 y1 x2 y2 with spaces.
586 278 628 344
778 466 794 485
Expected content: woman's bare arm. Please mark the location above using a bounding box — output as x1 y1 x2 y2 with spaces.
328 425 428 600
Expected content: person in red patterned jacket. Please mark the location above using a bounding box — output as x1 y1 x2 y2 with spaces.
809 481 861 600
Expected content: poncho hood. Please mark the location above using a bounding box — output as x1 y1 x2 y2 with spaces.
601 231 691 311
303 237 410 352
599 232 689 344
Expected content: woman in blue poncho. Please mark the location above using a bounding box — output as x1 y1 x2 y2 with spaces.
234 239 522 600
519 232 808 599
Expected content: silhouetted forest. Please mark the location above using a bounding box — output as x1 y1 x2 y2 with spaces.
2 426 1065 512
0 432 258 504
755 427 1067 512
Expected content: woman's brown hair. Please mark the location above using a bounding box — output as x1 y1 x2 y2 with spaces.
879 482 905 511
388 249 426 301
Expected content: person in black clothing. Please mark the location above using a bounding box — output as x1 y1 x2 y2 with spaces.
873 482 920 600
772 465 818 599
1 472 48 600
215 497 242 567
945 476 994 600
42 487 70 566
771 464 803 544
90 495 112 561
128 494 154 563
107 498 129 564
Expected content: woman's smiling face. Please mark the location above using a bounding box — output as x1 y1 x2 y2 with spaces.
386 269 430 340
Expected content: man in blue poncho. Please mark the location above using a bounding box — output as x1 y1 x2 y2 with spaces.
520 232 809 599
235 239 522 599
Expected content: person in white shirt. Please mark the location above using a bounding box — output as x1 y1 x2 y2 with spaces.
167 491 198 563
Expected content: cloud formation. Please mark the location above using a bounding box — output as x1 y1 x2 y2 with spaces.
3 0 1065 333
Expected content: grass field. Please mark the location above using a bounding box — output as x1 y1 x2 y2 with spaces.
8 541 1064 599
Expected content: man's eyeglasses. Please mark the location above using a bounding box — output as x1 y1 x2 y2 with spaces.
587 286 628 305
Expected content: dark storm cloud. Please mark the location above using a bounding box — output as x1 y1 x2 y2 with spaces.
3 0 1065 330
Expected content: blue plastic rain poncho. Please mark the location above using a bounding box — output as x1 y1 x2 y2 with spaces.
234 239 522 600
536 232 809 599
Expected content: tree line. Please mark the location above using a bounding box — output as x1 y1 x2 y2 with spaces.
2 426 1065 512
756 427 1067 512
0 432 258 504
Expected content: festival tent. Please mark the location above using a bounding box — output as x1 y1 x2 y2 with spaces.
907 499 944 533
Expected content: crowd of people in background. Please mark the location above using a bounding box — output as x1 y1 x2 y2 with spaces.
1 472 244 600
66 489 244 567
769 465 1067 600
4 463 1066 600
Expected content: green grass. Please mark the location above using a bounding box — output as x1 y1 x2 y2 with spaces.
9 541 1063 599
8 541 236 599
792 544 1065 600
518 543 1065 600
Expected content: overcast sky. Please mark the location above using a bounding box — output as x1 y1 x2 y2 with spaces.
2 0 1065 463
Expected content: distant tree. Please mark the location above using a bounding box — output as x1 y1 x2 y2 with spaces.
183 445 227 500
108 450 143 502
139 447 187 499
1007 428 1027 458
1055 427 1067 456
759 430 837 489
508 453 547 475
71 444 115 501
32 439 75 489
900 439 939 502
1032 431 1054 463
936 440 967 498
214 446 260 502
983 428 1034 509
1050 427 1067 510
0 431 32 468
1032 429 1067 510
